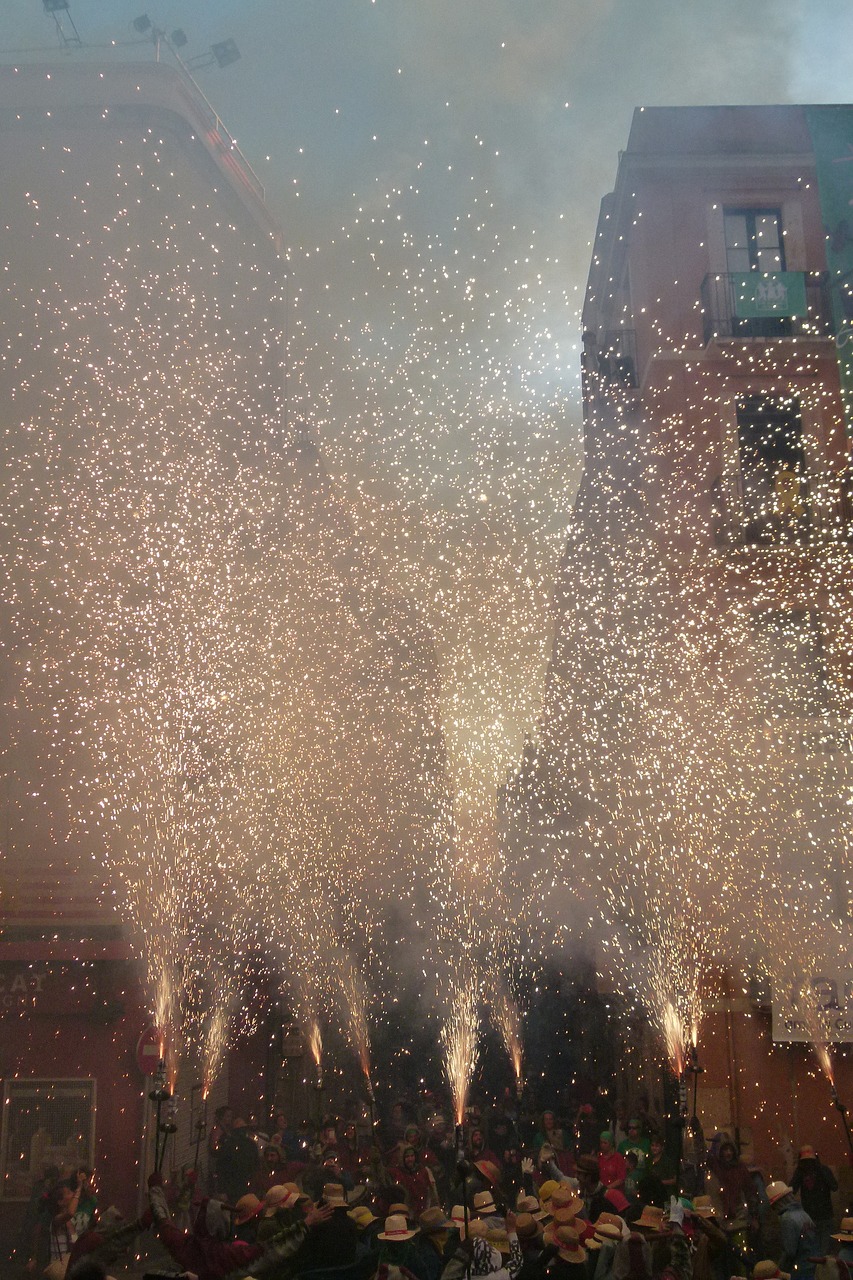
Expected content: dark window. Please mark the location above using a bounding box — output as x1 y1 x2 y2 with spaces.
736 394 808 545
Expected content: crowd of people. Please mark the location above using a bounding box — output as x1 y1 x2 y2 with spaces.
17 1097 852 1280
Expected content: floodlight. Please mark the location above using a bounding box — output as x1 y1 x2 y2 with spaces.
132 14 152 32
211 38 240 68
42 0 70 12
170 28 188 48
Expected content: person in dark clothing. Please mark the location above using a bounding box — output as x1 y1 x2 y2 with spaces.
577 1157 610 1225
217 1118 262 1205
637 1137 677 1210
791 1146 838 1257
294 1182 361 1272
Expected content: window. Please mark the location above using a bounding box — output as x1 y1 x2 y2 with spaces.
0 1080 96 1201
736 394 808 544
724 208 792 337
724 208 786 274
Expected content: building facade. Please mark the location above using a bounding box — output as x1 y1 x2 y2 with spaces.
515 106 853 1177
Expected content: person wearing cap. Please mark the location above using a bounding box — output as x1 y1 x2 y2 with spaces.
618 1122 650 1169
766 1182 819 1280
791 1147 838 1256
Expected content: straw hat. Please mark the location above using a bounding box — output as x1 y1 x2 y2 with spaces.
593 1212 626 1237
551 1188 584 1216
765 1181 793 1205
473 1189 498 1216
634 1205 667 1231
593 1223 622 1246
516 1213 540 1241
556 1225 588 1264
691 1196 715 1219
377 1213 419 1242
234 1194 262 1225
517 1194 548 1222
419 1207 452 1235
798 1146 817 1161
832 1218 853 1243
476 1160 503 1187
752 1263 791 1280
388 1202 410 1217
322 1182 348 1207
451 1205 467 1229
348 1205 378 1229
263 1185 300 1215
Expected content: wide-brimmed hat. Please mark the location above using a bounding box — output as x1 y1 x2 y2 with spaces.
798 1146 817 1161
322 1182 348 1207
691 1196 715 1219
752 1262 791 1280
451 1205 467 1229
234 1194 262 1225
634 1205 666 1232
593 1212 626 1237
348 1205 378 1229
765 1181 793 1205
473 1189 498 1216
388 1202 410 1217
263 1185 300 1215
378 1213 419 1242
551 1188 584 1216
832 1218 853 1243
517 1194 548 1222
589 1218 622 1249
516 1213 540 1241
556 1225 588 1264
475 1160 502 1187
419 1207 452 1235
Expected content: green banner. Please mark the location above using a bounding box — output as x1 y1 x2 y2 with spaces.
806 106 853 440
733 272 806 318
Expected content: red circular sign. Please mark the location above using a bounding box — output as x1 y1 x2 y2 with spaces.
135 1026 163 1077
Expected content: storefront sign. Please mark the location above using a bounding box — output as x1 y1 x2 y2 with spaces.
772 972 853 1043
0 970 47 1009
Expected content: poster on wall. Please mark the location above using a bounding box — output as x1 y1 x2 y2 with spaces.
772 972 853 1044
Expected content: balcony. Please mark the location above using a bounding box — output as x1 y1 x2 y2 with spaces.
701 271 833 344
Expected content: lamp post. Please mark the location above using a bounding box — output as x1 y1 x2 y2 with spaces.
148 1059 172 1173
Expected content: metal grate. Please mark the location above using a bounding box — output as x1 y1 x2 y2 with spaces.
0 1079 96 1201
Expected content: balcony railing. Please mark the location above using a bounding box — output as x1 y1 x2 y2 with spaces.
701 271 833 343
